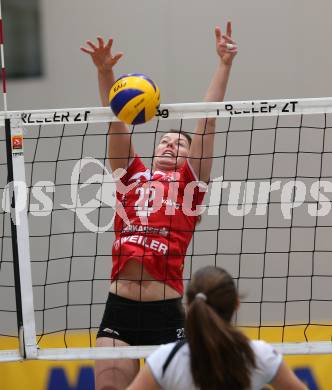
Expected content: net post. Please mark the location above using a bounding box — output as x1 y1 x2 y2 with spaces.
4 117 37 359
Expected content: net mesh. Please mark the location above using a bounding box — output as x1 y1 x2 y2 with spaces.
1 100 332 358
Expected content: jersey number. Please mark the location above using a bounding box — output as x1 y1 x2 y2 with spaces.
135 187 156 217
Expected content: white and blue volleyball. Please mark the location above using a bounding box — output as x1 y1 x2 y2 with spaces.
109 73 160 125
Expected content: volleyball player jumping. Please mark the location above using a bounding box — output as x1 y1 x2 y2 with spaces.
81 22 237 390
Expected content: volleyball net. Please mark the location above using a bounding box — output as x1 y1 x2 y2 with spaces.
1 97 332 362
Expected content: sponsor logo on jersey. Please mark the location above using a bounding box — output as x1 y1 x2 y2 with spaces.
113 236 168 254
122 224 169 237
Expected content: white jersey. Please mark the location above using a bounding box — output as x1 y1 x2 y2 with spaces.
146 340 282 390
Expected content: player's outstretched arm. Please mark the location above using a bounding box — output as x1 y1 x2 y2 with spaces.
81 37 135 171
189 21 237 183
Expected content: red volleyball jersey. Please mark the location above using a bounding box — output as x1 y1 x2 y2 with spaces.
111 155 206 295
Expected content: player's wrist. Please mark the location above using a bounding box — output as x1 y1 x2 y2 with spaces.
97 65 113 75
98 67 116 85
219 58 233 68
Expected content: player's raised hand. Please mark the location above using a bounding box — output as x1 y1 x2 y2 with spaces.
80 37 123 73
215 21 238 66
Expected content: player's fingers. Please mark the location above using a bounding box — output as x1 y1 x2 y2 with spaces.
113 52 124 63
80 47 94 54
215 26 222 42
222 34 235 44
86 40 97 50
220 42 237 50
226 21 232 37
97 36 105 48
106 38 114 50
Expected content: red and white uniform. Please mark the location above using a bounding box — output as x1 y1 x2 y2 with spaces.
111 155 206 295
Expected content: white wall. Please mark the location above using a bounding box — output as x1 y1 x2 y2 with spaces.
6 0 332 111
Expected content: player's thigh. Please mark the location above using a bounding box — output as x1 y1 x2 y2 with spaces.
95 337 140 390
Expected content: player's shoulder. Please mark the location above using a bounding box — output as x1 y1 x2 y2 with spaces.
250 340 282 371
155 341 178 355
147 341 191 389
149 340 187 362
250 340 283 387
124 155 149 181
129 154 146 170
251 339 276 353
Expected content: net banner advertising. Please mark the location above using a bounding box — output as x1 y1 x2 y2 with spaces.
0 354 329 389
1 355 330 390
